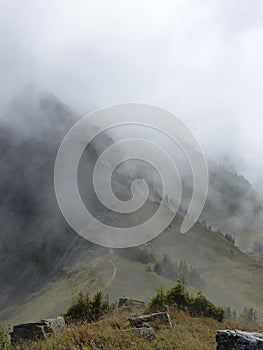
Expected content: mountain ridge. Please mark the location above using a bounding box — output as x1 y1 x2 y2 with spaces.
0 86 262 325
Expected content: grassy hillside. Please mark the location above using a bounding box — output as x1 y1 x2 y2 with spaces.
1 86 263 332
148 215 263 319
1 211 263 325
2 309 263 350
0 250 174 325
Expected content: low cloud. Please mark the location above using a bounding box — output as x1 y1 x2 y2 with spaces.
0 0 263 185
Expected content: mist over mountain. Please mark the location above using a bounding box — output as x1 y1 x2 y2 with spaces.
205 161 263 246
113 127 263 250
1 1 263 190
0 85 263 324
0 85 91 311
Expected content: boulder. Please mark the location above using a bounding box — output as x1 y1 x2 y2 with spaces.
128 312 172 328
10 317 65 345
216 330 263 350
10 322 47 345
40 317 66 334
118 297 145 309
132 327 156 340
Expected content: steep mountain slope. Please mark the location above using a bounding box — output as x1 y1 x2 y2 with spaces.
0 251 175 325
202 161 263 250
149 216 263 317
1 85 263 325
0 84 97 312
1 213 263 325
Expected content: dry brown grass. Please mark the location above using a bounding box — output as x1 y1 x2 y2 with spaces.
18 309 263 350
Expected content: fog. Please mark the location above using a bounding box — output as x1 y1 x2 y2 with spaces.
1 0 263 186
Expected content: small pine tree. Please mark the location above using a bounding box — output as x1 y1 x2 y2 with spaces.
148 287 167 312
148 278 224 322
64 291 110 322
161 255 175 279
166 276 190 310
225 233 235 245
189 291 224 322
252 241 263 254
154 262 163 275
224 306 237 321
239 307 258 324
90 292 109 321
64 291 90 321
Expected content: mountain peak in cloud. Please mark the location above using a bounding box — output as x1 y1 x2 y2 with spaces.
2 82 78 140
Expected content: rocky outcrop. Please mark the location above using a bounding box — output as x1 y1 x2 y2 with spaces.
132 327 156 340
216 330 263 350
128 312 171 341
10 317 65 345
40 317 65 334
118 297 145 309
128 312 172 328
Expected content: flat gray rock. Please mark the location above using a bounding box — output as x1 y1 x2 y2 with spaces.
132 327 156 340
10 317 65 345
118 297 145 309
216 330 263 350
128 312 172 328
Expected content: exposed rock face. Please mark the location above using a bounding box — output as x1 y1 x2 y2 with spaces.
128 312 172 328
10 317 65 345
132 327 156 340
216 330 263 350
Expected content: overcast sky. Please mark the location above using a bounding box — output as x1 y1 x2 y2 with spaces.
0 0 263 187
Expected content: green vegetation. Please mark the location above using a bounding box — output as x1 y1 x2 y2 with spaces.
64 279 223 325
1 307 263 350
0 325 10 350
224 233 235 245
239 307 258 325
116 247 155 264
117 247 204 289
148 278 224 322
64 291 111 323
2 210 263 325
146 287 167 313
224 306 237 321
153 256 205 289
1 285 262 349
252 240 263 254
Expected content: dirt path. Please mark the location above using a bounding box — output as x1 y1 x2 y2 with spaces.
103 258 117 290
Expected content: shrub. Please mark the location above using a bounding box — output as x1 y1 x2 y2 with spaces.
166 276 190 311
189 291 224 322
64 291 111 323
116 247 156 264
239 307 258 324
224 306 237 321
153 257 205 290
0 325 10 350
147 287 167 312
176 260 204 289
224 233 235 245
252 241 263 254
153 262 163 275
148 277 224 322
